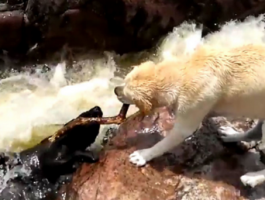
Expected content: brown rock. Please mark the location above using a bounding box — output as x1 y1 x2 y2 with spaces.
58 107 265 200
0 10 23 51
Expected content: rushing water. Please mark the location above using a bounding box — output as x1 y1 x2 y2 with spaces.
0 14 265 199
1 15 265 154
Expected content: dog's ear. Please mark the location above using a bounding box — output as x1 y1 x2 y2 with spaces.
134 97 152 115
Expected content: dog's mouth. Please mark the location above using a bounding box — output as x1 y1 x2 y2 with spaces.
117 95 124 101
114 86 134 105
114 86 123 96
117 95 133 104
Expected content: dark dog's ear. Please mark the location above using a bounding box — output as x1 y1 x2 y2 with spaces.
78 106 103 118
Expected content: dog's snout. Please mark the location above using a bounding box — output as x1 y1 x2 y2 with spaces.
114 87 121 96
114 86 131 104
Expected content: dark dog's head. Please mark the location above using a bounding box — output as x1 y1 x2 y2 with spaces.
78 106 103 118
52 106 103 151
74 105 103 139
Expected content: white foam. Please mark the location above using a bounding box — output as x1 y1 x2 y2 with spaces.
158 14 265 61
0 55 137 151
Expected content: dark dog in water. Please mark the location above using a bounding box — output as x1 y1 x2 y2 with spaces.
0 106 103 200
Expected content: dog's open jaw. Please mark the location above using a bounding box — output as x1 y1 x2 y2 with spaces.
115 86 134 105
134 98 152 115
115 85 153 115
117 95 133 105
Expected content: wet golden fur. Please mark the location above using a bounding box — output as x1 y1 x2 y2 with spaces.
115 44 265 187
116 44 265 119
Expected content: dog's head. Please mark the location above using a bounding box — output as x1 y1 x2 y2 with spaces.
78 106 103 118
56 106 103 148
114 61 158 115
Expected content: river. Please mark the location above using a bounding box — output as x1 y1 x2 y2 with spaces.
0 15 265 154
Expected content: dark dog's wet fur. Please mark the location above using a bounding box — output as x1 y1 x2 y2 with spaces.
0 106 103 200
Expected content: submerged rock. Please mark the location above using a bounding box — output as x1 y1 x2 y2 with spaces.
58 107 265 200
1 0 265 65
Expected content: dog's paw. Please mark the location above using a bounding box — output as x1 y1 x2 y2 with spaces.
129 149 153 167
218 126 241 142
240 171 265 188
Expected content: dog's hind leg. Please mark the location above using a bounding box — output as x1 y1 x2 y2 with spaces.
218 120 263 143
240 120 265 188
255 120 265 165
240 169 265 188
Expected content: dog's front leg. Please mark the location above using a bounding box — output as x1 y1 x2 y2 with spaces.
240 121 265 188
129 117 201 166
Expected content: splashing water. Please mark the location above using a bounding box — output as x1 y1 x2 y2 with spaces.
158 14 265 61
0 54 137 152
1 15 265 153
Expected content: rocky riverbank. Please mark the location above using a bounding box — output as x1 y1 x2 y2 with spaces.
1 0 265 66
57 107 265 200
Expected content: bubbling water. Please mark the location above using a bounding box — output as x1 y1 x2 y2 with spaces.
0 54 137 152
1 15 265 152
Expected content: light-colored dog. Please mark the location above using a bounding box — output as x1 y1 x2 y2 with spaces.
115 44 265 188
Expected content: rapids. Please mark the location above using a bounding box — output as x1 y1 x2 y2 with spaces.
0 14 265 195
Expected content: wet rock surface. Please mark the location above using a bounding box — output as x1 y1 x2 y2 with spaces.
0 0 265 65
58 107 265 200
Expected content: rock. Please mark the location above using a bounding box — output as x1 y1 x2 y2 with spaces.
1 0 265 65
0 10 23 51
57 107 265 200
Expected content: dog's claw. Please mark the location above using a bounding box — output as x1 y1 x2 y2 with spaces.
218 126 241 142
129 151 147 167
240 172 265 188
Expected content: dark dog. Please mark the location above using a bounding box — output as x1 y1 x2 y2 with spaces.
20 105 102 183
0 106 103 199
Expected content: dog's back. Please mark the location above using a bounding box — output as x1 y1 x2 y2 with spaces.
159 44 265 119
202 44 265 119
